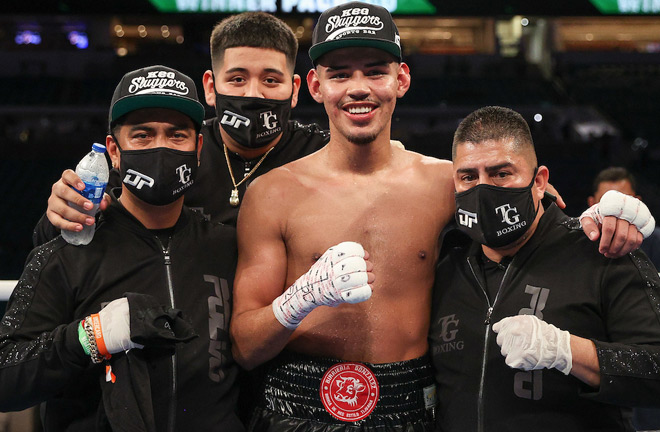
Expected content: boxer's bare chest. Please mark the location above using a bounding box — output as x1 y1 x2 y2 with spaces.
283 173 443 287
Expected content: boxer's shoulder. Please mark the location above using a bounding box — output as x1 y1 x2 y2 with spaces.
245 157 318 210
399 151 452 177
396 152 454 194
421 155 453 176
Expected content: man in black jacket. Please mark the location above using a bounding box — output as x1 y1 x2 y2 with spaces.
430 106 660 432
0 65 242 431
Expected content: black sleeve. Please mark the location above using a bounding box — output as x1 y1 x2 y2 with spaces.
32 213 60 248
581 250 660 407
31 169 121 248
0 241 91 411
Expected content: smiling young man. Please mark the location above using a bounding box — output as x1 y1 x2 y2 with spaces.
0 66 242 431
430 106 660 432
231 3 455 430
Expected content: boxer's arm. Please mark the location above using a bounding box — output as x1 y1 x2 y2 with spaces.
230 177 301 371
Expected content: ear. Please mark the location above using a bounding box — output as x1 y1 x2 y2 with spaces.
290 73 302 109
202 70 217 107
587 196 596 207
306 68 324 104
106 134 120 170
196 133 204 165
534 165 550 201
396 62 411 98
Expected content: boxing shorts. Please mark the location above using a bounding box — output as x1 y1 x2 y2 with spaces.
247 351 436 431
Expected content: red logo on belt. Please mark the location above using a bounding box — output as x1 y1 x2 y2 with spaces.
320 362 379 422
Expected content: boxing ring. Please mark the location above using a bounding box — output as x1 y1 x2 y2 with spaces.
0 281 16 302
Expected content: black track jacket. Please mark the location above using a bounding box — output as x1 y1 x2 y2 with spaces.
1 197 242 432
430 203 660 432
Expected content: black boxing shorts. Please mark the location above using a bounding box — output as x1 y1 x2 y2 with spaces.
247 351 436 431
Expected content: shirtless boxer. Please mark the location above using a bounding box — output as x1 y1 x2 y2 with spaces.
231 3 450 429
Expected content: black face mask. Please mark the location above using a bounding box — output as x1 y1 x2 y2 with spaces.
214 90 292 149
454 171 539 248
119 147 198 206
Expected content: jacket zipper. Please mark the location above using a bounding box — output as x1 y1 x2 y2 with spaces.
467 257 512 432
156 237 177 432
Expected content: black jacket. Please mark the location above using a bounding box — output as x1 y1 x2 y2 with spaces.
430 204 660 432
1 197 242 432
187 117 329 226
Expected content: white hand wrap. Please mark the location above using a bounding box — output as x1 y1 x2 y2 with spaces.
272 241 372 330
492 315 572 375
580 190 655 238
99 297 143 354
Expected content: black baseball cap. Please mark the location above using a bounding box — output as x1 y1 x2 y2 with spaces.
109 65 204 129
309 1 401 64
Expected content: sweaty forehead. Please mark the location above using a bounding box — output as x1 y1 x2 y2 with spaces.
454 139 534 171
455 138 515 160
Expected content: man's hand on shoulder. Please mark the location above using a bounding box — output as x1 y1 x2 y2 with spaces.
580 190 655 258
47 169 111 233
545 183 566 209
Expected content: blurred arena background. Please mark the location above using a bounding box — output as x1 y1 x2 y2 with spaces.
1 0 659 284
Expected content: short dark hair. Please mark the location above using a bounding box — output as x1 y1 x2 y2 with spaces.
209 12 298 74
452 106 536 165
592 167 637 194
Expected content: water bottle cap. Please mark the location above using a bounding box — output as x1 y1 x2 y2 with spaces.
91 143 107 153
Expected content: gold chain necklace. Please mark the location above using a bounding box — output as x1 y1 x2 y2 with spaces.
223 144 275 207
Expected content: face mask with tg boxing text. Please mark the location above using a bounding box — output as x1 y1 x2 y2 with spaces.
119 146 198 206
454 169 539 248
213 81 292 149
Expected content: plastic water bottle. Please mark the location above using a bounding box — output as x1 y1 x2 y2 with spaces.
61 143 110 246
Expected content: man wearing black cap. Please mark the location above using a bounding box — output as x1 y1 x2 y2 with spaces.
231 3 448 431
0 65 242 431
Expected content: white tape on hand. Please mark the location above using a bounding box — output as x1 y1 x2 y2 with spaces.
580 190 655 239
99 297 143 354
272 241 372 330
